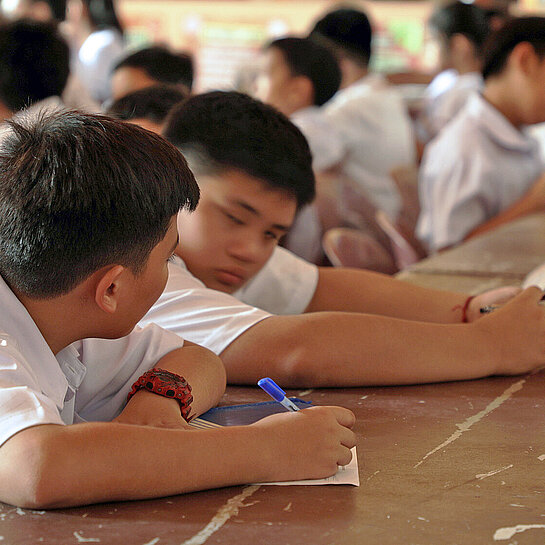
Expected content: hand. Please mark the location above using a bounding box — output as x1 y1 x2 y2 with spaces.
252 406 356 482
466 286 521 322
114 390 190 429
477 287 545 375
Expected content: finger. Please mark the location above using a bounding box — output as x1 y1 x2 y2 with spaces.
321 406 356 428
337 445 354 467
340 428 357 449
513 286 544 304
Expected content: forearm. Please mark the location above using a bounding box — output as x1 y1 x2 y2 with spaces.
1 422 269 508
220 313 496 387
307 267 469 323
466 174 545 240
154 343 226 417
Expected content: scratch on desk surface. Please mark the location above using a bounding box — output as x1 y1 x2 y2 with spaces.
414 378 526 469
73 531 100 543
476 464 513 480
493 524 545 540
142 539 159 545
181 485 261 545
297 389 313 397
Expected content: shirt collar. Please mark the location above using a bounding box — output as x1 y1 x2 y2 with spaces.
469 93 539 153
0 275 69 408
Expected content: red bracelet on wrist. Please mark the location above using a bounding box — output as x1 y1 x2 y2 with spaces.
453 295 475 323
127 368 193 422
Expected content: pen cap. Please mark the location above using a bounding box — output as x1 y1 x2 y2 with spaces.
257 377 287 402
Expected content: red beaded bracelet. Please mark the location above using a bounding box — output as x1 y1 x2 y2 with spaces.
127 368 193 422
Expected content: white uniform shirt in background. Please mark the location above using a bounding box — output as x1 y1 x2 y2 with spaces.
324 73 416 220
417 93 544 252
422 72 484 142
72 29 124 104
0 274 187 446
235 246 319 315
142 247 319 355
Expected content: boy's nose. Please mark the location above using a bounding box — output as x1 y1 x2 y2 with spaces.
227 234 263 264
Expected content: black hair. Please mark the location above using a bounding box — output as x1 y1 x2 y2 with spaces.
0 20 69 112
266 37 341 107
113 46 194 91
106 84 188 123
309 7 372 68
482 16 545 80
82 0 123 33
0 110 199 298
163 91 315 209
429 2 491 55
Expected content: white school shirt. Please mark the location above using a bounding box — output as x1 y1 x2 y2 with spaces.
72 29 125 103
324 73 416 219
417 93 544 252
141 247 319 354
0 274 187 447
291 106 345 172
422 72 484 142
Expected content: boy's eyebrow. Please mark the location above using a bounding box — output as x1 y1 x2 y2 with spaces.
232 199 291 232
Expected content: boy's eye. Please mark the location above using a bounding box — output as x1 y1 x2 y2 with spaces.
167 254 176 263
264 231 280 241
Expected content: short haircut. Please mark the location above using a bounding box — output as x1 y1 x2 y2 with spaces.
106 84 188 124
163 91 315 210
114 46 194 91
267 37 341 106
309 8 372 68
429 2 491 54
0 20 69 112
482 16 545 80
0 110 199 298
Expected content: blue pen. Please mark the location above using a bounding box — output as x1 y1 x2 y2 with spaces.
258 377 300 412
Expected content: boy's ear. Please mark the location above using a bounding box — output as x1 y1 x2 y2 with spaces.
449 34 475 62
510 41 540 76
94 265 127 314
291 76 314 107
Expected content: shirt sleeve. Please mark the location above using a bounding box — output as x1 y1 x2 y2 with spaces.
0 340 64 447
139 257 271 356
74 324 187 422
234 247 319 314
417 139 493 252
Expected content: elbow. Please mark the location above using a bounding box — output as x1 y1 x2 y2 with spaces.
267 344 326 389
0 427 73 509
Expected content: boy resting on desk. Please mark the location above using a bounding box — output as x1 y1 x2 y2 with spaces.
140 91 545 387
0 110 356 509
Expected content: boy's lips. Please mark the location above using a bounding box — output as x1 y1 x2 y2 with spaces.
215 268 247 287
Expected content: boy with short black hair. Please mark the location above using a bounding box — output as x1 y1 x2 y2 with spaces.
308 7 415 221
256 36 343 262
0 109 356 508
0 19 69 121
417 16 545 251
111 46 194 100
105 83 187 133
140 90 545 388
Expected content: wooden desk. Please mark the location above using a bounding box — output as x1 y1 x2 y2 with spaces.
407 213 545 279
5 218 545 545
3 374 545 545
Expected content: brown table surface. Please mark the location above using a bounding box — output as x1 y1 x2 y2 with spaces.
5 218 545 545
406 213 545 279
3 373 545 545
